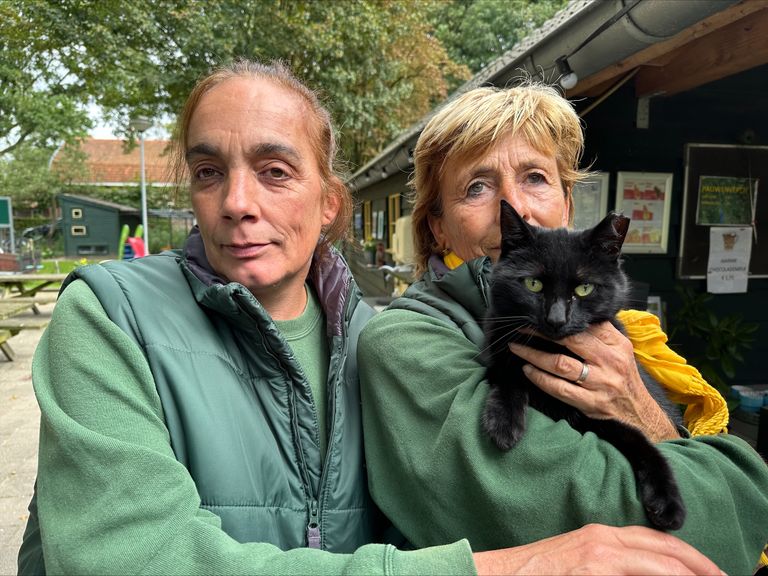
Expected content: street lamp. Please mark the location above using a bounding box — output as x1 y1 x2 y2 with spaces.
130 116 152 254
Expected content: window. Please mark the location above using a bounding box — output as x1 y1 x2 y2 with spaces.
71 208 83 219
77 245 109 255
363 201 372 241
387 193 401 249
71 225 87 236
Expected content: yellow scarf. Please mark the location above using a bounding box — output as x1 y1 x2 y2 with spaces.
442 252 728 436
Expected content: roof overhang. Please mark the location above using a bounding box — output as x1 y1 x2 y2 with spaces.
350 0 767 193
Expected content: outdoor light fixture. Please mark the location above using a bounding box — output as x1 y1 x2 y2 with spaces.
551 0 640 93
556 57 578 90
129 116 152 254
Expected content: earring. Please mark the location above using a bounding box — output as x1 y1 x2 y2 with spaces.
441 247 450 256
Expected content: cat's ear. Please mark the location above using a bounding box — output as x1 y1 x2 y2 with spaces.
499 200 534 252
589 212 630 258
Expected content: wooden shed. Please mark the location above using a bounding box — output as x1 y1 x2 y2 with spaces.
58 193 141 258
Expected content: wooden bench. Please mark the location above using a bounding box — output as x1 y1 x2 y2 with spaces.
0 329 15 361
0 273 67 299
0 317 50 336
2 295 58 314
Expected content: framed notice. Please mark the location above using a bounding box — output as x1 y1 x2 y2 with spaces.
696 175 756 226
572 172 609 230
615 172 673 254
679 144 768 279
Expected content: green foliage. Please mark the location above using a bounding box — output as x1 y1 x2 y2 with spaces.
0 1 91 154
0 143 87 210
148 215 193 253
669 284 759 396
39 257 88 274
428 0 568 72
2 0 563 171
2 0 475 168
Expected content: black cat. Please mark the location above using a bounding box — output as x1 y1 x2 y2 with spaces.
482 199 686 531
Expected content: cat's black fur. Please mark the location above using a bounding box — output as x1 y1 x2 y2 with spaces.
482 200 686 531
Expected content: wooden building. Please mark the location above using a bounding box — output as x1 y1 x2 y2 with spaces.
51 138 193 254
349 0 768 393
58 193 142 258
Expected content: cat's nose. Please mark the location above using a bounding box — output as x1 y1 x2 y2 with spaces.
499 186 532 221
546 300 567 328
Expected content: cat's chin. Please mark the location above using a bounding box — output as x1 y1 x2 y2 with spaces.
533 326 587 341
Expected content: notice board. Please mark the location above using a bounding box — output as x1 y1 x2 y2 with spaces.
678 143 768 278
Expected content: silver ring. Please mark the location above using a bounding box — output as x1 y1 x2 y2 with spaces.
574 361 589 385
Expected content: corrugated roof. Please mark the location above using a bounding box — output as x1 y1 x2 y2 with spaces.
348 0 597 183
52 137 174 185
58 193 139 213
349 0 738 189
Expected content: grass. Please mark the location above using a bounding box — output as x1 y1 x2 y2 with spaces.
14 258 94 292
38 258 95 275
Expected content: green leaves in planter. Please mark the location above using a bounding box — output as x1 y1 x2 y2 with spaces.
670 284 758 397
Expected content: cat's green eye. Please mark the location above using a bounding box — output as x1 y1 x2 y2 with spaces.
574 283 594 297
524 277 543 293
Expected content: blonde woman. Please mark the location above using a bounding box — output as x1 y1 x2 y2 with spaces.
359 84 768 575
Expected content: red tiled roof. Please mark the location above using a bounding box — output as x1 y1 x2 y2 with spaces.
53 137 175 185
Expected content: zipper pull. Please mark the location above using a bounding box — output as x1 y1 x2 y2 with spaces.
306 499 321 549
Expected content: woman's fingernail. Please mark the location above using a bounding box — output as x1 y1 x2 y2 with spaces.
522 364 532 375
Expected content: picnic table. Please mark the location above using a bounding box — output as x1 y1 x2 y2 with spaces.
0 299 38 361
0 300 34 320
0 276 61 361
0 273 67 299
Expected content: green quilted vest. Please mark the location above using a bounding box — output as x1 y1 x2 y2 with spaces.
69 249 376 552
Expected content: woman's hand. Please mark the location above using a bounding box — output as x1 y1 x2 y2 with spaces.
472 524 725 575
508 320 679 442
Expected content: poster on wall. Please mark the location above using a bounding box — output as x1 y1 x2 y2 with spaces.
615 172 673 254
696 176 757 226
706 226 752 293
572 172 609 230
678 144 768 279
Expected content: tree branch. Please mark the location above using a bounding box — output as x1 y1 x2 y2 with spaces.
0 130 32 157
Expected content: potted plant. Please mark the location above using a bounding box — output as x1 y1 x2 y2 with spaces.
669 284 759 404
362 237 377 266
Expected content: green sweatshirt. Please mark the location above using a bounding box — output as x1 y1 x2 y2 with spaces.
358 260 768 575
26 280 476 575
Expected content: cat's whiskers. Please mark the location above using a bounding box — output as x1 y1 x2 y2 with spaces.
474 321 533 360
483 314 529 322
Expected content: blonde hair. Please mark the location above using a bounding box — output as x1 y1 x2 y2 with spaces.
169 58 352 253
410 83 587 276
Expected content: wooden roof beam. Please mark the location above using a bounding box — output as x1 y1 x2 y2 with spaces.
569 0 768 97
634 7 768 97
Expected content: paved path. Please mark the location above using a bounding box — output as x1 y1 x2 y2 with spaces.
0 303 51 574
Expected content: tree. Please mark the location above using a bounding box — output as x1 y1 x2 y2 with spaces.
429 0 567 73
0 142 86 211
279 1 469 165
2 0 469 169
2 0 559 177
0 1 91 155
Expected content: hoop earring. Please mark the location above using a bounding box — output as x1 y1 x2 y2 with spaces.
440 247 450 256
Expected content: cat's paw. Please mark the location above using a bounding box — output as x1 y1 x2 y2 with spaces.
643 488 686 531
482 401 525 451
